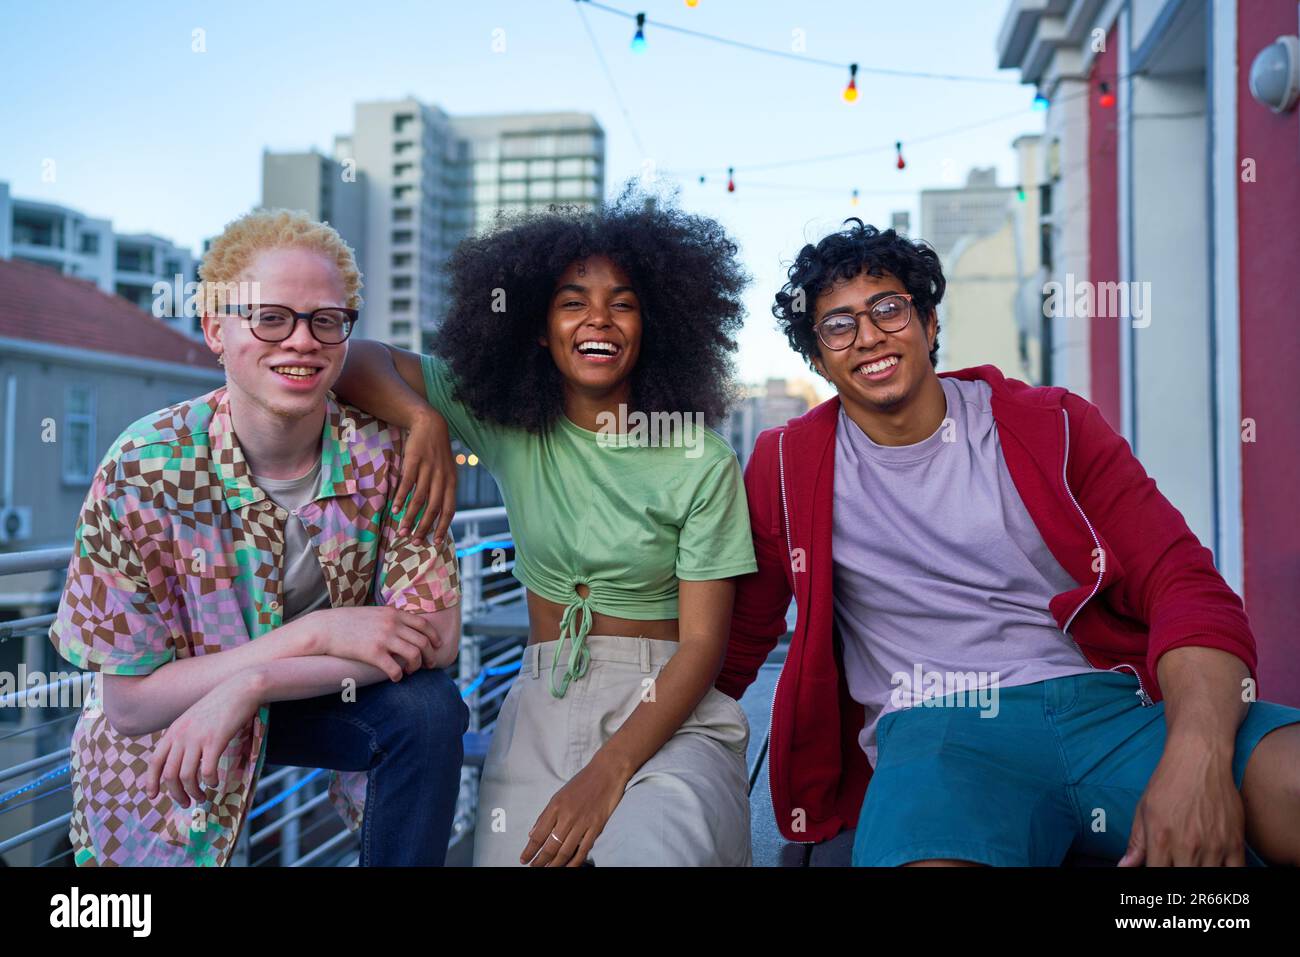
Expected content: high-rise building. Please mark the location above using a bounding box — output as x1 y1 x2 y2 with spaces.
259 149 367 305
449 112 605 235
262 105 605 352
920 168 1017 261
335 99 472 352
0 181 197 337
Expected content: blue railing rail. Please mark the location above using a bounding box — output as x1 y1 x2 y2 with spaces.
0 506 525 866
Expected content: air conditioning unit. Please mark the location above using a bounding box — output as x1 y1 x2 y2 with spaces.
0 506 32 545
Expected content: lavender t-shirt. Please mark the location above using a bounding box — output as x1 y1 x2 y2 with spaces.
831 375 1096 767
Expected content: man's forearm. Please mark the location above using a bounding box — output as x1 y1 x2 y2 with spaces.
246 654 398 704
1156 645 1250 757
102 614 320 735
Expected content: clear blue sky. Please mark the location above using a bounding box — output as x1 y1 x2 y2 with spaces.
1 0 1040 391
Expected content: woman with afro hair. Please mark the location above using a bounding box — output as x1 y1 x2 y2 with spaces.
333 188 758 866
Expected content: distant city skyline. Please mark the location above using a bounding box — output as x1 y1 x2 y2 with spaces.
0 0 1042 392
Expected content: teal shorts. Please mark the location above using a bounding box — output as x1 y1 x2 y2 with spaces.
851 669 1300 867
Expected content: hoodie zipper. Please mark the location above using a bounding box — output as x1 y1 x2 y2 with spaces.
771 432 813 844
1059 409 1154 707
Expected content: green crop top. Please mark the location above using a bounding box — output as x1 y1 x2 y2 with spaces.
420 354 758 697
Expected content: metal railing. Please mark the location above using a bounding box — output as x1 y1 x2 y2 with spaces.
0 506 524 866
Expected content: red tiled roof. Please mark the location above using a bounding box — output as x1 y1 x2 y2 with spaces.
0 258 220 369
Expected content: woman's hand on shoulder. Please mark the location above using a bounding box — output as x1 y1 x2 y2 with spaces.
393 409 458 544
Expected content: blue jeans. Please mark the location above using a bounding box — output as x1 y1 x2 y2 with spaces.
265 666 469 866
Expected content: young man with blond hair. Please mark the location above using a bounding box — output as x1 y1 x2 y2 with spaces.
50 209 468 866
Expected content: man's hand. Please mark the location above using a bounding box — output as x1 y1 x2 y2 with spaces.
305 605 447 680
145 670 263 807
520 755 630 867
393 409 457 543
1119 737 1247 866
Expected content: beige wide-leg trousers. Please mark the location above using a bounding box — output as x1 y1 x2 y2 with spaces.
472 635 752 866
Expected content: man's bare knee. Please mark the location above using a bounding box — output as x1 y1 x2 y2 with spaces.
901 858 986 867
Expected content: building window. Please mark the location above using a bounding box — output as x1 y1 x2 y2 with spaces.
394 140 415 154
12 212 61 248
391 298 412 313
392 252 413 268
393 207 414 223
78 232 100 255
63 386 96 484
116 245 154 274
557 179 586 200
394 162 413 177
392 230 413 245
500 182 526 201
393 275 412 290
391 321 412 336
529 180 555 200
500 161 527 180
556 132 596 155
394 113 415 134
393 184 414 201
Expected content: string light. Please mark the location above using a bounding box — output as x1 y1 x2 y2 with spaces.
1098 81 1115 108
844 63 859 102
851 188 860 206
580 1 1020 86
1017 184 1026 201
1032 92 1049 111
685 0 699 6
895 141 906 170
631 12 647 52
727 166 735 192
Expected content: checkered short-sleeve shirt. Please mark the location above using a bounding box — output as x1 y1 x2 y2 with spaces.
48 387 460 866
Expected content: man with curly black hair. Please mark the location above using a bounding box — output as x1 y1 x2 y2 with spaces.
333 189 759 866
718 218 1300 868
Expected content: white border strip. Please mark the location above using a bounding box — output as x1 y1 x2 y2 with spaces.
1211 0 1243 591
1118 4 1135 447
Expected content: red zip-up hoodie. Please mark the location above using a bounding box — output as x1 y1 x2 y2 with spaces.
717 364 1258 845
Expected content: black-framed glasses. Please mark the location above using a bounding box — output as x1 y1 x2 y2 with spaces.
219 304 357 344
813 293 914 351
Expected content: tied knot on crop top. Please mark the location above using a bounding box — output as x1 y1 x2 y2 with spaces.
553 579 596 698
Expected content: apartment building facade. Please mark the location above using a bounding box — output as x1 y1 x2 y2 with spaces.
0 181 197 337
